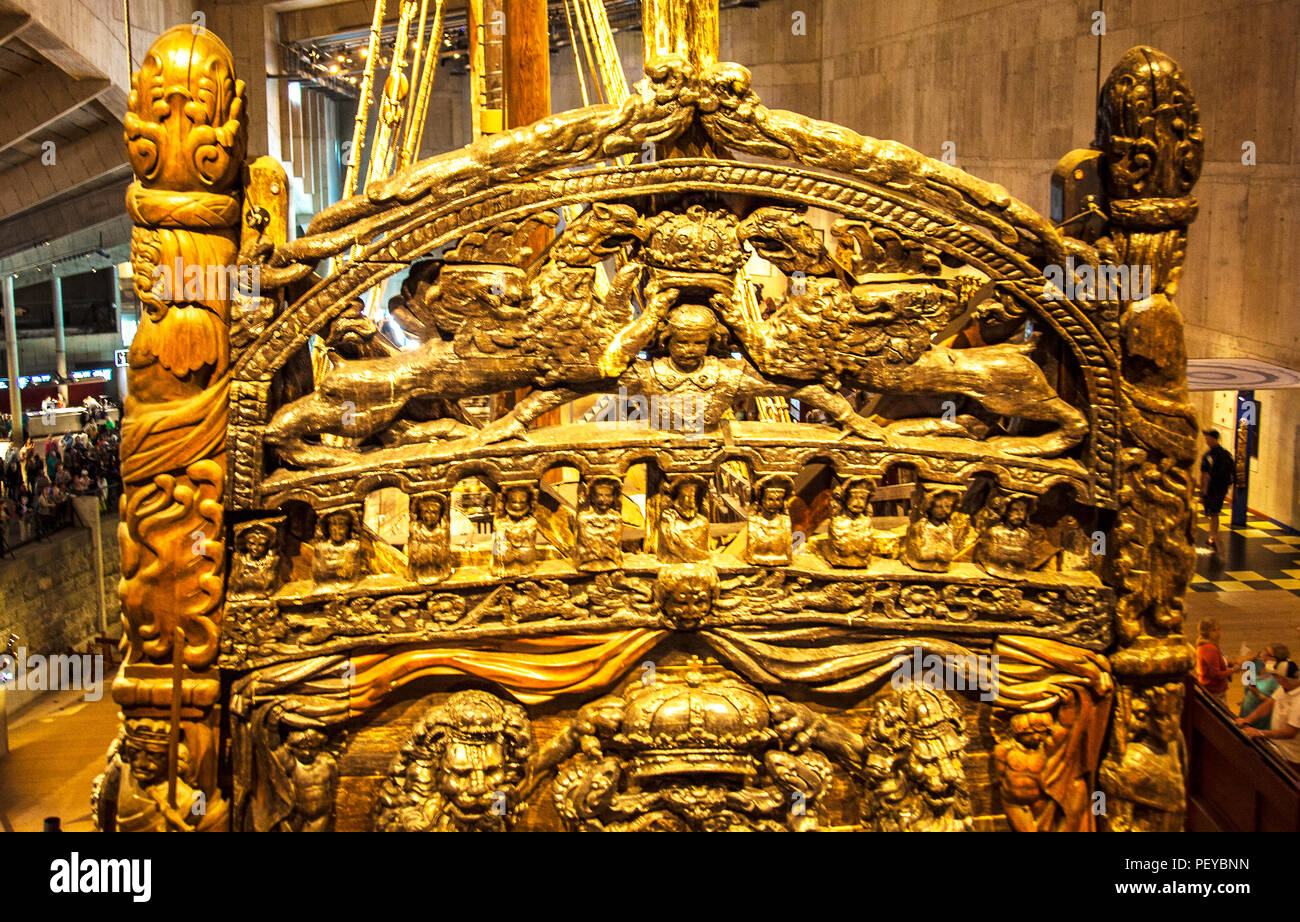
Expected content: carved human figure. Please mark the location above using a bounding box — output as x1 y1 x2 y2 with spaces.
276 729 338 832
654 561 719 629
116 719 227 832
902 486 967 572
312 510 363 585
479 301 887 442
573 477 623 572
375 690 534 832
230 522 283 595
1098 683 1186 832
975 492 1040 579
1056 514 1097 572
823 477 874 568
491 484 539 577
408 493 452 583
744 475 794 566
650 475 711 563
994 712 1065 832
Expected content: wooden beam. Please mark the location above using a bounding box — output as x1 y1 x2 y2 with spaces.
642 0 718 71
503 0 549 129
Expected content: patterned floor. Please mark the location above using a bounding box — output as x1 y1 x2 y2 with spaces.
1190 514 1300 596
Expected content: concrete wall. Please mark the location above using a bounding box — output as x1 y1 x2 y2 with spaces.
0 511 119 715
808 0 1300 527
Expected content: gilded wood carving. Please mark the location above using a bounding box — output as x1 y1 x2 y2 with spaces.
99 16 1201 832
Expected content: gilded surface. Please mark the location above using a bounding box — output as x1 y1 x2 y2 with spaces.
102 13 1201 832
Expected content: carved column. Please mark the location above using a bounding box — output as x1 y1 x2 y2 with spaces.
1094 46 1203 831
112 24 247 829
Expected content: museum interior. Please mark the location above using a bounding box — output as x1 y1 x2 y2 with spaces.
0 0 1297 846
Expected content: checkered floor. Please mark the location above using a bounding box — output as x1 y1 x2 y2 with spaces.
1190 515 1300 596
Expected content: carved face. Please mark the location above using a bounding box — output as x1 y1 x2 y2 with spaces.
287 729 325 765
1010 713 1052 747
673 481 700 518
907 747 964 800
845 485 871 516
417 497 443 527
759 485 788 517
129 746 165 785
1005 499 1030 527
504 487 532 519
244 530 270 558
928 493 956 523
668 326 712 372
661 577 713 627
440 740 507 815
590 481 618 513
327 513 351 543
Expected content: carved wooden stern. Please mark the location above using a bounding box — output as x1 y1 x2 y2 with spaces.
100 20 1201 831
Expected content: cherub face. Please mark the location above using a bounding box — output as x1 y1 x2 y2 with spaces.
661 577 713 627
668 328 712 371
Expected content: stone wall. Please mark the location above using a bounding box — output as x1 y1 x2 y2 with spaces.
0 511 119 715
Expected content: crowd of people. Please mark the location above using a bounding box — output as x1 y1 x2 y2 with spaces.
1196 617 1300 770
0 404 121 555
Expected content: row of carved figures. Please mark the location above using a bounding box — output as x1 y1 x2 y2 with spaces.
231 475 1100 594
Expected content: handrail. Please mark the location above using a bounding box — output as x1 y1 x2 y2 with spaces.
1183 678 1300 831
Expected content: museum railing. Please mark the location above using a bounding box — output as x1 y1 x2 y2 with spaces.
1184 679 1300 832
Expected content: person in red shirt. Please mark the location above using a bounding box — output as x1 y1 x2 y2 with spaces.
1196 618 1236 703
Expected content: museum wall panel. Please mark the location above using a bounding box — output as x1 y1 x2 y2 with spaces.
816 0 1300 525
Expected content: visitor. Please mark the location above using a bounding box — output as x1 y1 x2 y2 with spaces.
1236 659 1300 768
0 500 12 560
14 489 31 543
53 462 71 492
34 486 55 539
1199 429 1234 551
1195 618 1235 703
1241 645 1285 730
72 469 93 495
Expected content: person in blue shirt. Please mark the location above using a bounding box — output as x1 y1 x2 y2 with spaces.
1241 645 1286 730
